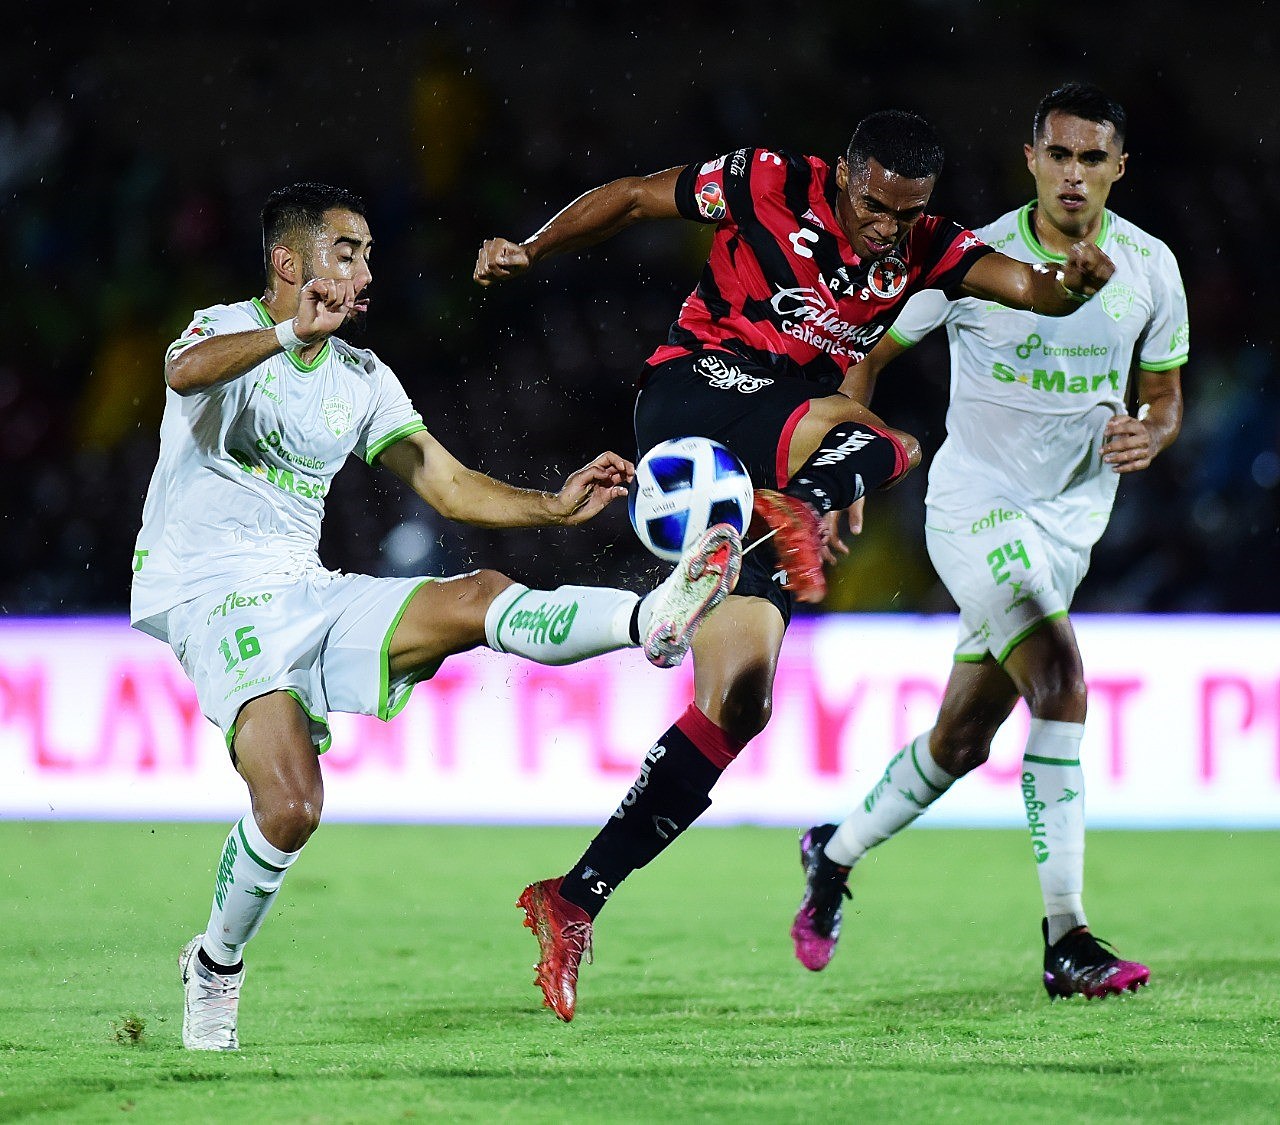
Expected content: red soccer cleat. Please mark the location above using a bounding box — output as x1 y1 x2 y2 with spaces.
751 489 826 603
1042 920 1151 999
517 877 594 1022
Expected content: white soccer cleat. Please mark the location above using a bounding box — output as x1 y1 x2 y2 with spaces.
179 935 244 1051
641 522 742 668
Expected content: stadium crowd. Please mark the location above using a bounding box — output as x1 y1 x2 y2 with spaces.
3 3 1276 615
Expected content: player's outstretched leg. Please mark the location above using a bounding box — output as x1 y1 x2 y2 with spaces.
1042 920 1151 1000
640 522 742 667
179 935 245 1050
790 823 852 971
517 877 594 1022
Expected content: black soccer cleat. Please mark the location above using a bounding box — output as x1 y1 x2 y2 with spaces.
790 823 852 971
1042 918 1151 999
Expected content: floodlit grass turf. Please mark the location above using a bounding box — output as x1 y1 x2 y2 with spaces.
1 824 1277 1123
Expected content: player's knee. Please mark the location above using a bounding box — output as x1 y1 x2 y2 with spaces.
1024 670 1088 722
887 427 921 474
930 725 992 776
716 685 772 743
257 789 323 851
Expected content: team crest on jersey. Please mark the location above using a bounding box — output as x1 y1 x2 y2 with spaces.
1099 281 1135 322
322 395 354 438
867 255 908 299
697 182 726 221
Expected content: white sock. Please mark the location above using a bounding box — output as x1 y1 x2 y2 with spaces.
485 583 639 666
200 815 301 967
825 731 957 866
1022 718 1088 944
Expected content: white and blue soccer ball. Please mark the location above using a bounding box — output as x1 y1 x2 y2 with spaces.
628 436 754 562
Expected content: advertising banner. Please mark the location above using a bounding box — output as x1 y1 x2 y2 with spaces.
2 616 1277 827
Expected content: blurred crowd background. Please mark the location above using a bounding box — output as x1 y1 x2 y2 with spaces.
3 1 1276 616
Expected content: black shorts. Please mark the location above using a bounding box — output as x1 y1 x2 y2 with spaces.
634 351 830 625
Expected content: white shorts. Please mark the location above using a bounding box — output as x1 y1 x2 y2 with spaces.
163 570 437 752
925 505 1089 664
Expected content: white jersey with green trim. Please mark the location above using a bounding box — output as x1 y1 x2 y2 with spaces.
130 298 426 640
888 204 1189 552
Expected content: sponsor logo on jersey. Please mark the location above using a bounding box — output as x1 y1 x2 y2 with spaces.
323 395 354 438
771 285 887 358
867 254 907 299
1099 281 1135 322
801 208 826 230
1015 333 1110 361
1169 321 1189 353
228 447 329 501
254 430 327 471
991 362 1121 395
700 156 727 175
695 354 773 393
696 181 726 221
1110 230 1151 257
729 149 750 177
970 508 1024 534
789 228 819 258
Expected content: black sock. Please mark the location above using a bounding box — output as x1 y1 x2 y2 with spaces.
197 946 243 975
560 724 722 918
786 423 904 514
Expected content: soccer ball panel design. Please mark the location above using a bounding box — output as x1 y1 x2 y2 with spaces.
628 437 754 562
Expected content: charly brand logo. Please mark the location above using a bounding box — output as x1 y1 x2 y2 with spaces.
322 395 354 438
696 354 773 393
1099 281 1135 322
506 600 578 646
867 254 907 299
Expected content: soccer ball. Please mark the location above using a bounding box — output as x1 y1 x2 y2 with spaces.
628 436 754 562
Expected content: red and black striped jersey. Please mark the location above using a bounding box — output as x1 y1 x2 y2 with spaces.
647 147 992 389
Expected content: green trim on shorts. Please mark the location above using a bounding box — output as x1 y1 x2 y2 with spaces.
1024 752 1081 767
365 421 428 465
378 579 440 721
995 610 1069 665
224 689 332 757
237 818 287 873
954 652 988 664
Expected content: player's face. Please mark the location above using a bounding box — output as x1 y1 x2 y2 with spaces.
835 157 935 260
1024 112 1126 239
302 208 374 319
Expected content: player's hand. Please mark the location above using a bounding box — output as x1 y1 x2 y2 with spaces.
474 237 533 287
1062 241 1115 297
819 497 865 566
549 451 635 525
1102 413 1157 473
295 278 363 341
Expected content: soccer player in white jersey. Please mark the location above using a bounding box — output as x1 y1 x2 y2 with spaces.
792 84 1186 998
130 182 742 1050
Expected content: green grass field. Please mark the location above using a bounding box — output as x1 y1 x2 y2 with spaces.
1 823 1277 1123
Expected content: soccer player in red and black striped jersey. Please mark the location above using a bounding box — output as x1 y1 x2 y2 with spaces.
475 110 1115 1021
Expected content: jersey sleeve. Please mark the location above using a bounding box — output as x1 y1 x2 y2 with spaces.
163 303 259 368
1136 243 1190 372
886 289 955 347
917 218 994 298
675 152 741 225
356 352 428 465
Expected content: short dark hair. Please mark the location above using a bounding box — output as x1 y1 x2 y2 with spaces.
260 182 367 281
846 110 945 180
1033 83 1127 147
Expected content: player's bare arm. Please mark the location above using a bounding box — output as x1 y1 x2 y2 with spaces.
165 279 361 395
1103 367 1184 474
473 167 685 285
378 429 633 527
957 242 1115 316
838 334 911 404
